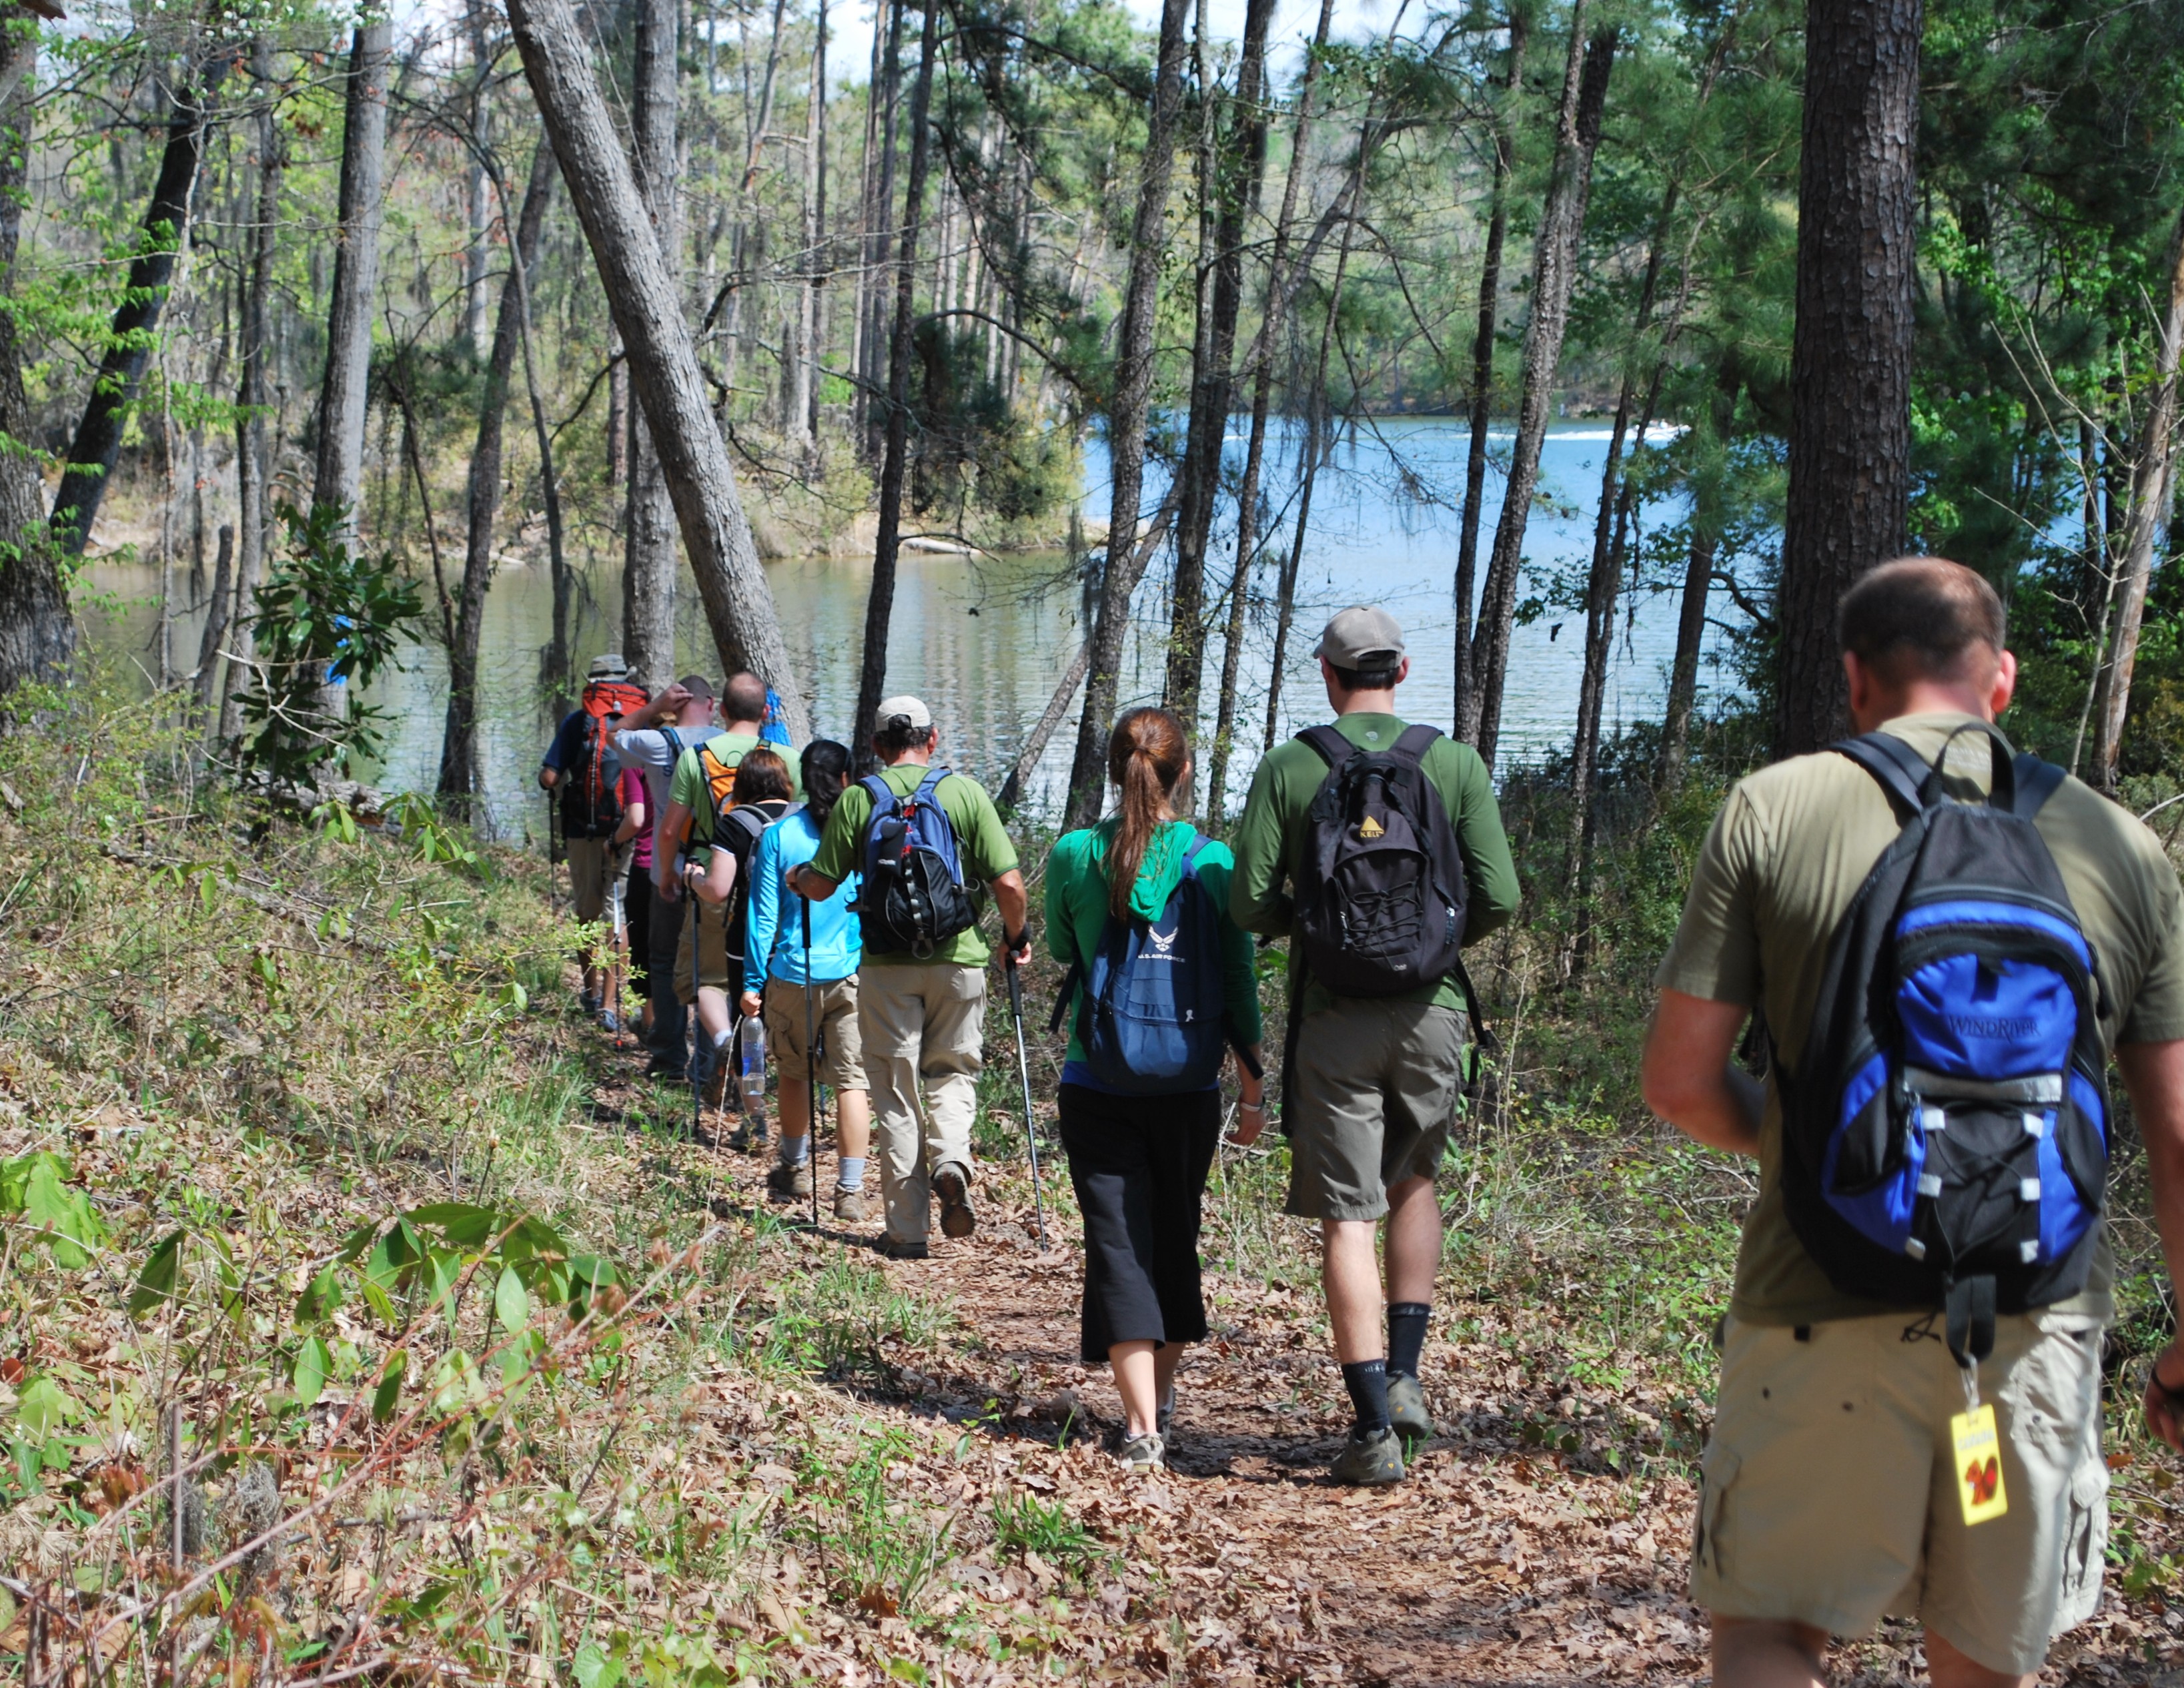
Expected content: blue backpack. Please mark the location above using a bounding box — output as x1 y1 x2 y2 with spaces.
855 766 979 957
1049 834 1251 1094
1784 723 2107 1368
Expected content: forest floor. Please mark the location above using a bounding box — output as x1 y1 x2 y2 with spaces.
6 684 2184 1685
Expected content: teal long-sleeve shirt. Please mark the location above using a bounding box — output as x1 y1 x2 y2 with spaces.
1227 713 1521 1015
745 809 862 989
1044 819 1265 1074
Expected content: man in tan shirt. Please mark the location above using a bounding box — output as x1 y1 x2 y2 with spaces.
1643 557 2184 1687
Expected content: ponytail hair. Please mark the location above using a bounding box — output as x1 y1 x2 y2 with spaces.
800 739 852 828
1103 707 1190 921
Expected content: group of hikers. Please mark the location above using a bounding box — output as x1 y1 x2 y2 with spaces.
540 563 2184 1688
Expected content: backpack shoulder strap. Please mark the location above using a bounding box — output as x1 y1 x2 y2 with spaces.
1390 723 1444 763
861 772 899 813
1832 733 1931 821
2012 753 2067 819
1181 831 1213 875
660 726 683 758
912 764 953 804
1295 725 1354 770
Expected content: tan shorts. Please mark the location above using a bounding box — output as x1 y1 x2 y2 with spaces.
762 976 867 1093
1692 1308 2108 1675
565 837 626 925
1283 997 1466 1222
672 897 732 1002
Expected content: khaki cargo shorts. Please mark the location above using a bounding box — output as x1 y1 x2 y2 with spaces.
672 897 732 1002
565 836 626 925
1283 997 1466 1222
763 976 867 1093
1692 1308 2108 1676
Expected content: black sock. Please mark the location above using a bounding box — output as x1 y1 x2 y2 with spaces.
1387 1303 1430 1380
1341 1359 1391 1434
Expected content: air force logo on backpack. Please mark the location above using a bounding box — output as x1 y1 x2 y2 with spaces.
1782 722 2108 1369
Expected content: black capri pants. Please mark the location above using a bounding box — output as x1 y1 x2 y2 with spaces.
1057 1084 1222 1362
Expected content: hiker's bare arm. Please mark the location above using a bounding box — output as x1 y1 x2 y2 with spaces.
992 870 1031 965
692 849 736 906
1641 989 1762 1157
789 863 839 901
2121 1039 2184 1452
656 801 696 899
538 767 559 791
612 797 647 846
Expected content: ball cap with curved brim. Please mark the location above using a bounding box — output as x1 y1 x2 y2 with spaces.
1313 606 1406 670
875 695 935 732
587 653 630 680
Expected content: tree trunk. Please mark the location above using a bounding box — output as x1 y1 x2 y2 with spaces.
313 19 394 531
1452 7 1527 738
1162 0 1274 728
1203 0 1334 822
857 0 905 453
508 0 810 739
191 522 234 708
0 31 71 694
1465 20 1617 767
1772 0 1922 759
217 41 282 744
465 0 494 357
806 0 830 445
1657 525 1716 792
849 0 939 769
622 0 681 689
2087 209 2184 789
438 138 556 810
1063 0 1193 828
50 64 224 557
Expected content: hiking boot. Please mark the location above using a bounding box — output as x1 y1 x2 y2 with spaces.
580 989 600 1017
726 1116 767 1152
833 1186 868 1224
1386 1373 1434 1443
877 1234 929 1261
1115 1432 1165 1473
598 1010 621 1035
1330 1426 1408 1487
767 1160 813 1201
646 1060 688 1084
933 1164 976 1239
702 1062 730 1112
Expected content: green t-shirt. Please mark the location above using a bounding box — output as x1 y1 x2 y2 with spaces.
667 733 802 861
1227 713 1522 1014
1656 711 2184 1327
1044 819 1265 1068
809 761 1019 966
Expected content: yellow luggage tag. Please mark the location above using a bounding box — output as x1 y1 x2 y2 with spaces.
1950 1400 2009 1526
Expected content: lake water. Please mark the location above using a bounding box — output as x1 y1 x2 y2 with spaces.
81 416 1724 839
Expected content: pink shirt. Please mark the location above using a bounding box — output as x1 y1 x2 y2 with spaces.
617 768 653 871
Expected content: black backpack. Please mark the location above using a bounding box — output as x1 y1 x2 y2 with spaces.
1783 723 2108 1368
855 767 980 958
1293 723 1472 997
718 799 790 992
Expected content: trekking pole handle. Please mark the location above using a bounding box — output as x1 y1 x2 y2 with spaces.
1007 949 1025 1017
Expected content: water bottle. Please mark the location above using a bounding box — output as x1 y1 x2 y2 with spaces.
739 1015 767 1116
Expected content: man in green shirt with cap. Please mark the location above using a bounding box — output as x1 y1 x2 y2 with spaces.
1231 606 1521 1485
789 696 1031 1258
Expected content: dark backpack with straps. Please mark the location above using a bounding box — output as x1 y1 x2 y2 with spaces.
1783 722 2109 1367
1293 723 1473 998
856 766 979 958
718 799 789 993
1047 833 1257 1094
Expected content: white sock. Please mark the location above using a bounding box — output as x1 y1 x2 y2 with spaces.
780 1135 810 1166
837 1156 865 1190
712 1029 732 1049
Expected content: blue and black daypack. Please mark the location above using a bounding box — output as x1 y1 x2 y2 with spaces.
1048 834 1256 1094
856 766 979 957
1784 722 2108 1368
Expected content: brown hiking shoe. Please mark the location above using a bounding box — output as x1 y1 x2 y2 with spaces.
766 1160 813 1201
833 1186 868 1224
701 1062 730 1111
933 1164 976 1239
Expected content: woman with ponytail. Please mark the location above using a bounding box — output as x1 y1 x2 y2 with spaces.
1043 708 1265 1472
742 741 875 1221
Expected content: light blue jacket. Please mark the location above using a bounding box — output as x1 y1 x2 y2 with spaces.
746 809 862 987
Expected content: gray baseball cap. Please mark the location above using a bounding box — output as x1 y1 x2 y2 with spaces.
876 695 934 731
1314 606 1406 669
587 652 630 680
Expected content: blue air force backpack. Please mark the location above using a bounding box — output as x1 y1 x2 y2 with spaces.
1784 723 2108 1368
1047 834 1257 1094
855 767 979 957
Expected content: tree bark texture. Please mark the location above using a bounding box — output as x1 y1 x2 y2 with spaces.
622 0 681 689
439 138 556 809
1203 0 1334 823
508 0 810 739
0 33 71 694
191 522 233 708
1162 0 1274 727
849 0 939 770
1657 524 1716 791
1452 7 1526 739
1772 0 1921 759
1464 21 1616 767
313 19 394 530
218 43 280 743
1064 0 1193 828
49 64 224 557
2088 209 2184 788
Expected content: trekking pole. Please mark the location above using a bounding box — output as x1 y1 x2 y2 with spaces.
802 895 821 1229
1003 947 1049 1250
689 889 704 1144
